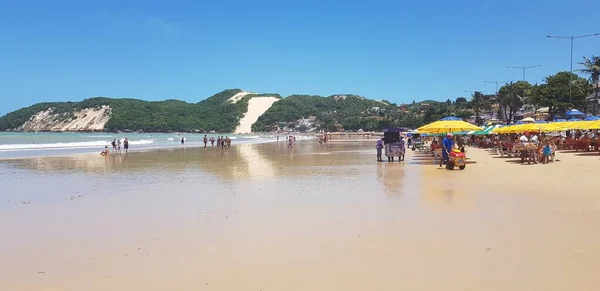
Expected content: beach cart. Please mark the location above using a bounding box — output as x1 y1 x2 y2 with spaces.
446 149 466 170
383 128 406 162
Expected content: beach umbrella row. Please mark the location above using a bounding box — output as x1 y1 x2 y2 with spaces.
491 120 600 134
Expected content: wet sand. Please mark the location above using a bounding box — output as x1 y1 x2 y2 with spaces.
1 142 600 290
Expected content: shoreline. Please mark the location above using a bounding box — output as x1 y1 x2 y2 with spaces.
0 136 318 161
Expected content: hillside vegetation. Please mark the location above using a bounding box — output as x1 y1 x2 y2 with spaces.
0 89 254 132
252 95 423 132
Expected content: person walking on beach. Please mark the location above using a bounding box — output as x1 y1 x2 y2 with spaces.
288 136 294 148
217 137 222 149
221 136 226 148
111 139 117 151
398 136 406 161
123 138 129 153
441 133 454 166
203 135 208 148
210 137 215 147
117 139 122 152
376 137 384 162
225 136 231 148
181 137 185 145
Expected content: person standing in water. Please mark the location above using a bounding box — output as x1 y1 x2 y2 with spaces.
210 137 215 147
181 137 185 145
376 138 384 162
117 139 122 152
203 135 208 148
123 138 129 153
217 136 222 149
111 139 117 151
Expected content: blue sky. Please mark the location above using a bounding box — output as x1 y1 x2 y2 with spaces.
1 0 599 115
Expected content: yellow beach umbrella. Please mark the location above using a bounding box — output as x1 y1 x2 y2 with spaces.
492 124 517 134
568 120 600 130
417 120 482 133
540 122 570 132
507 123 547 133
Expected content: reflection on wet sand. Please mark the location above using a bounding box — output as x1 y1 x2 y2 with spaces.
3 141 600 290
2 141 376 181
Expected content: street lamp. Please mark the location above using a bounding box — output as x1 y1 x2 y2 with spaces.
507 65 541 81
484 80 509 96
546 33 600 101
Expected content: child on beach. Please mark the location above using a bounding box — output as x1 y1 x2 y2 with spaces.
542 141 552 164
100 146 109 156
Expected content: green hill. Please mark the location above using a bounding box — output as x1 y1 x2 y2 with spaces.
0 90 453 133
0 89 255 132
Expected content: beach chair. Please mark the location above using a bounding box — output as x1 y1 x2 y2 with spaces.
499 143 516 157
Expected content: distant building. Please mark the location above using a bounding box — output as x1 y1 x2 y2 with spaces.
585 84 600 113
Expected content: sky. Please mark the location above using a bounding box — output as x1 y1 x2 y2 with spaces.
1 0 599 115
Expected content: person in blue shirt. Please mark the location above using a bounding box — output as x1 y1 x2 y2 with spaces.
542 141 552 164
376 138 384 161
442 133 454 165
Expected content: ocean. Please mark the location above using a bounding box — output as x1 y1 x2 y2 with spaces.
0 132 287 159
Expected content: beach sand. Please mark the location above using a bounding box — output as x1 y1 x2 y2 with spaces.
1 142 600 290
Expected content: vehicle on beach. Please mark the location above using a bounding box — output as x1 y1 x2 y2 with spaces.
382 128 406 162
445 149 466 170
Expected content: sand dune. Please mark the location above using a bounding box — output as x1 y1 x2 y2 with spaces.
227 91 251 103
18 106 111 131
234 97 280 134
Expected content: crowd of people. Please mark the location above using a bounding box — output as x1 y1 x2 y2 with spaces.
102 138 130 155
468 132 557 164
202 135 232 149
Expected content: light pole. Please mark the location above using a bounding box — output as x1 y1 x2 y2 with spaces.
507 65 541 81
484 80 509 96
546 33 600 102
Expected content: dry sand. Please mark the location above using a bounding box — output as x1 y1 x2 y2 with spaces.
234 97 280 134
1 142 600 290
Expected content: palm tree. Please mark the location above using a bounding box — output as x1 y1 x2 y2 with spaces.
469 91 485 125
577 56 600 115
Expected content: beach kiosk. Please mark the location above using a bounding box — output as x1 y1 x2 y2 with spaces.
383 128 405 162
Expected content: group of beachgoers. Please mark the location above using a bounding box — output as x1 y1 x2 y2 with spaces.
202 135 231 149
101 138 130 156
470 132 557 164
318 134 329 146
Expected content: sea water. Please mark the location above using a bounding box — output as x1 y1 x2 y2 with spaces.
0 132 289 159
